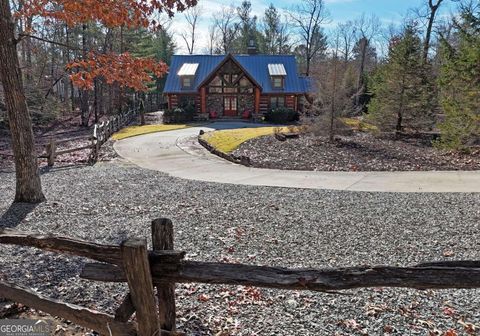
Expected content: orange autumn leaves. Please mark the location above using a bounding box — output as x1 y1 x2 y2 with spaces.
17 0 198 91
19 0 197 29
67 52 168 91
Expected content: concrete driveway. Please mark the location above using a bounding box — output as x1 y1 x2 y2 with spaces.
113 122 480 193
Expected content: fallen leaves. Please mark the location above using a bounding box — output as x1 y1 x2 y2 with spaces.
232 132 480 172
442 306 456 317
443 250 455 257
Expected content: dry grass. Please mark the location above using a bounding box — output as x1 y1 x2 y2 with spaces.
200 126 299 153
341 118 378 132
112 124 190 140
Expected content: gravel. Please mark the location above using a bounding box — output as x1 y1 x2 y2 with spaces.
0 161 479 335
233 133 480 171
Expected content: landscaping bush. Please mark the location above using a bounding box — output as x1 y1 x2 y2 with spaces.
163 106 194 124
265 107 299 124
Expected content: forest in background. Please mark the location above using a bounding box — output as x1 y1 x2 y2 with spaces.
0 0 478 151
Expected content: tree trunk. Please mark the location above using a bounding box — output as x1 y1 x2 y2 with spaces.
80 24 89 126
0 0 45 203
423 0 443 64
329 55 338 142
396 74 406 132
355 37 368 109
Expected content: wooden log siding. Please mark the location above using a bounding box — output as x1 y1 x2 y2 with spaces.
200 87 207 113
169 95 178 109
285 95 295 110
254 88 261 113
259 95 269 113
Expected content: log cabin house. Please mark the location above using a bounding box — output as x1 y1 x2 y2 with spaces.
163 52 313 119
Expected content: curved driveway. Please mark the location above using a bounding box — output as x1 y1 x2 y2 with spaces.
114 122 480 193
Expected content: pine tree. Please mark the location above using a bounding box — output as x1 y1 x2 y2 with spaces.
437 6 480 150
263 4 290 54
368 24 436 132
235 1 259 53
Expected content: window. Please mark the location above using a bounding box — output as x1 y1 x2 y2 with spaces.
272 76 284 89
239 77 251 87
224 87 238 93
270 96 285 109
209 87 222 93
182 77 192 89
211 76 222 86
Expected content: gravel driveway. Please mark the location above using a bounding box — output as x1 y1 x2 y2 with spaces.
0 161 479 335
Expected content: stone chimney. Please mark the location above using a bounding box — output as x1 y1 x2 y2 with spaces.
247 39 258 55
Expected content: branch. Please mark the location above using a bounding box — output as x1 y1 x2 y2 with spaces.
18 33 80 51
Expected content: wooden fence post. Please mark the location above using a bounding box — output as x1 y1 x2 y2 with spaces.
121 238 160 336
47 139 56 167
152 218 176 333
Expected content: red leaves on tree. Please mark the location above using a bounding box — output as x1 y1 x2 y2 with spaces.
19 0 197 28
66 52 168 91
16 0 197 92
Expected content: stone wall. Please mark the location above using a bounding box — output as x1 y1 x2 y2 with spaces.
206 96 223 116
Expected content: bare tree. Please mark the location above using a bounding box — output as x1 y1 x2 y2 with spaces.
328 33 340 141
288 0 330 76
337 21 356 63
207 24 217 55
353 14 381 108
180 6 202 55
213 6 239 54
419 0 445 63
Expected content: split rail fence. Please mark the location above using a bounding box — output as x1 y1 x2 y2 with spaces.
0 218 479 336
38 108 139 166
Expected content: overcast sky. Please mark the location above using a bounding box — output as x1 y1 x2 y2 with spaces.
169 0 457 54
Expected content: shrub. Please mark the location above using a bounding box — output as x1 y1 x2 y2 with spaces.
265 107 299 124
163 106 194 124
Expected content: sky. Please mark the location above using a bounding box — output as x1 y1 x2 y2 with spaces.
169 0 457 54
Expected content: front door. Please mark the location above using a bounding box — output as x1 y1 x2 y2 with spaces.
223 96 237 117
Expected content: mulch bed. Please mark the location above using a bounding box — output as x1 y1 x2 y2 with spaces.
232 132 480 171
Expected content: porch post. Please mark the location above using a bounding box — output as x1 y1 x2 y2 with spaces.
254 88 260 114
200 87 207 113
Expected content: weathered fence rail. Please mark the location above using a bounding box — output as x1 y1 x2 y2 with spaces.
1 218 479 336
38 107 138 166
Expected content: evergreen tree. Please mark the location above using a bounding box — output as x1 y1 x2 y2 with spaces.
368 24 436 132
437 5 480 150
235 1 260 53
262 4 290 54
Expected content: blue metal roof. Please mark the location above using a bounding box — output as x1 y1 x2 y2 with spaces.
164 55 225 93
163 54 312 94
